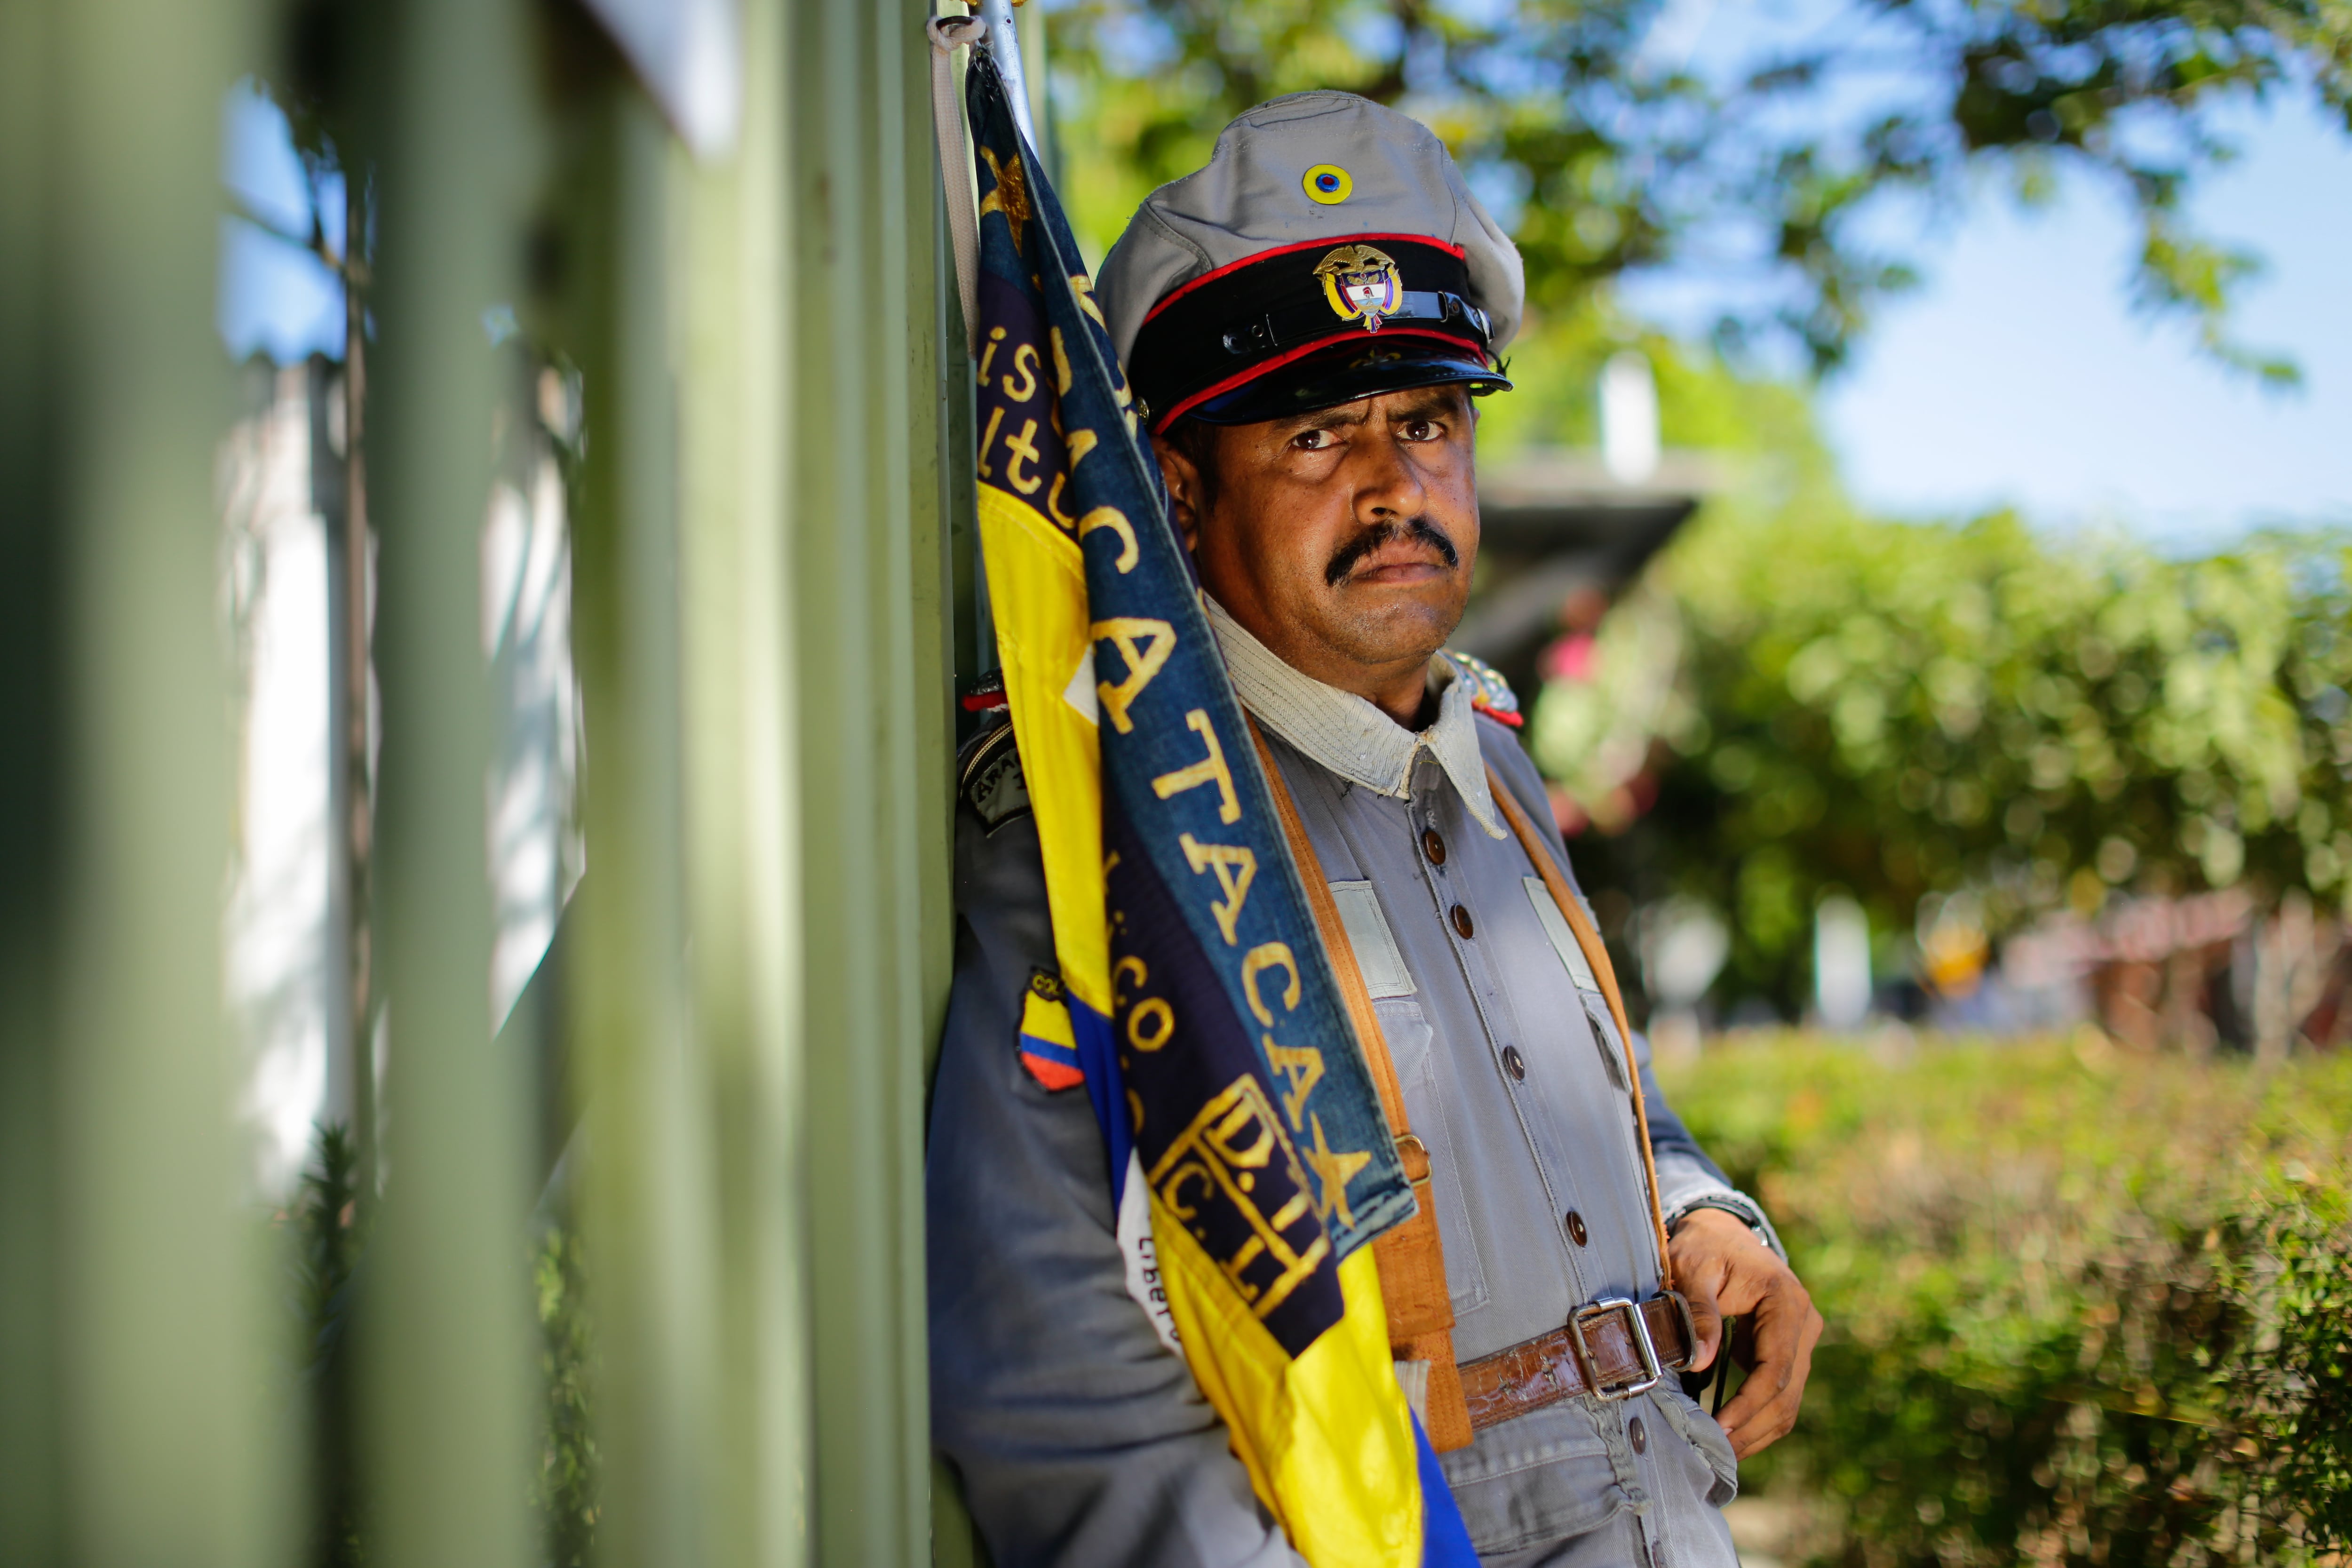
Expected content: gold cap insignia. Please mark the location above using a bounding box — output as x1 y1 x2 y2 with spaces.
1314 244 1401 333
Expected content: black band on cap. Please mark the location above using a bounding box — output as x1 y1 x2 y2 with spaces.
1128 235 1492 431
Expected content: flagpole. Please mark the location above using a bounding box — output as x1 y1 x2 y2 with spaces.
977 0 1038 151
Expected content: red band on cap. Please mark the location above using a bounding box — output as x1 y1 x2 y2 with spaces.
1153 326 1491 432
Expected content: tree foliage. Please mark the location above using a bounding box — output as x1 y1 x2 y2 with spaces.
1541 499 2352 1008
1049 0 2352 376
1481 313 2352 1014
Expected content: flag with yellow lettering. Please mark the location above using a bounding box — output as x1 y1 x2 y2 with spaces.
961 47 1475 1568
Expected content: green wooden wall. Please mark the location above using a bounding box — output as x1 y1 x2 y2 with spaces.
0 0 969 1562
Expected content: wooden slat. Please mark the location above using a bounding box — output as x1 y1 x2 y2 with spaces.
9 0 285 1559
366 0 537 1561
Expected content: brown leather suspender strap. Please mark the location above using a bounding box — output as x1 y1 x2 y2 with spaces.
1484 764 1677 1293
1247 718 1475 1451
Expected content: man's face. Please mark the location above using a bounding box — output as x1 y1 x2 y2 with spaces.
1155 384 1479 701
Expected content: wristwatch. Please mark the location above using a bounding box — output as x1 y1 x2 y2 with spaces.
1664 1194 1785 1261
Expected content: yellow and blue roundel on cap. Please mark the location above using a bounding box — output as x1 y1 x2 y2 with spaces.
1303 163 1352 204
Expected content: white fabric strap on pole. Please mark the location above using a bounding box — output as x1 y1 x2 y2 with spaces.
927 13 987 355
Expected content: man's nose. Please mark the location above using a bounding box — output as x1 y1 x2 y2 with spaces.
1349 427 1428 524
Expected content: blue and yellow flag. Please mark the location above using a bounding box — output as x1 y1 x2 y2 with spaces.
961 49 1476 1567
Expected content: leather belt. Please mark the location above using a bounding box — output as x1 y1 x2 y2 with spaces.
1460 1293 1698 1433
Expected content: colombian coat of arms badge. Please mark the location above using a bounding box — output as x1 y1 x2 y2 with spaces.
1314 243 1402 332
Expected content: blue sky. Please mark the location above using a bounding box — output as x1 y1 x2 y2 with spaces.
1804 96 2352 541
218 82 346 365
1621 0 2352 539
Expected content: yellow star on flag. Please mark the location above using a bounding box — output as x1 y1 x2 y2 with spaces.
977 144 1032 257
1302 1112 1372 1231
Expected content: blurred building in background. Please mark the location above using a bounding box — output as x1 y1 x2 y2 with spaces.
1454 350 1707 707
219 351 583 1198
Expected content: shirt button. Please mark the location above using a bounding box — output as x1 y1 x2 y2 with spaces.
1502 1045 1526 1082
1450 904 1475 939
1422 828 1446 866
1564 1209 1588 1247
1629 1415 1648 1453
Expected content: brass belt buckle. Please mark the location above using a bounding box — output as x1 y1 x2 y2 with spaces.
1568 1297 1662 1401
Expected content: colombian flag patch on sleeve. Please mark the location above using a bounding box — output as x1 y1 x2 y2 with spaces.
1017 971 1086 1091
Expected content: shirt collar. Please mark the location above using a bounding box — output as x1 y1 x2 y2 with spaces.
1204 595 1507 839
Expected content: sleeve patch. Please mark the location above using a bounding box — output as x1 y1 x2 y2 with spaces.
1017 969 1085 1091
958 721 1033 833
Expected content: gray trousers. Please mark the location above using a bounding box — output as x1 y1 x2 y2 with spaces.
1444 1383 1742 1567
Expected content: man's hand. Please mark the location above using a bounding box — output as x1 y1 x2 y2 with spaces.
1667 1207 1823 1459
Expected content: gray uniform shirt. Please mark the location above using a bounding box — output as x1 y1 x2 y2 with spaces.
930 623 1777 1567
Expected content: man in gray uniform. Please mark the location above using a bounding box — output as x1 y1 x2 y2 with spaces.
930 91 1821 1566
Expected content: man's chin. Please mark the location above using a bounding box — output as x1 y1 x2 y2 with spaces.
1321 589 1464 668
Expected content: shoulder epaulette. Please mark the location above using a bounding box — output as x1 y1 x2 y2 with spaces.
959 669 1009 716
956 716 1031 832
1443 649 1522 728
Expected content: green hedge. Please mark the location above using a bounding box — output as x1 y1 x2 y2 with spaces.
1662 1034 2352 1566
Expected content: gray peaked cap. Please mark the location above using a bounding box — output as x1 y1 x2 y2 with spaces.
1098 91 1525 369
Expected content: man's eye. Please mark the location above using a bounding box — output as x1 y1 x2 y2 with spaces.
1399 419 1441 442
1292 428 1338 451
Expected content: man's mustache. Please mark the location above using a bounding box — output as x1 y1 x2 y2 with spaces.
1324 517 1461 587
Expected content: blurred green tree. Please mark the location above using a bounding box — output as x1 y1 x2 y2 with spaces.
1050 0 2350 379
1506 326 2352 1015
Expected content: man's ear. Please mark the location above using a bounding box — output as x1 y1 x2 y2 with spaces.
1151 435 1204 553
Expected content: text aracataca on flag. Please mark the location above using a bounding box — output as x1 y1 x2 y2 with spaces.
958 45 1478 1568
